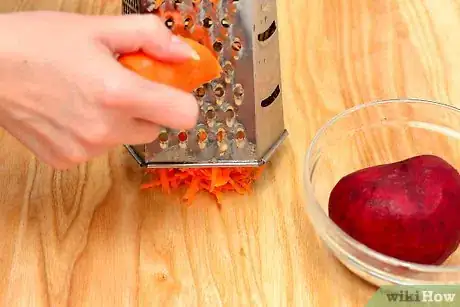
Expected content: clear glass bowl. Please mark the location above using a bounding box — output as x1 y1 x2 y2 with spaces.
304 98 460 286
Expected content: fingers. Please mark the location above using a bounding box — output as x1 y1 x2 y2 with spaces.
91 14 200 130
71 114 161 147
94 14 198 62
103 65 199 130
120 118 161 145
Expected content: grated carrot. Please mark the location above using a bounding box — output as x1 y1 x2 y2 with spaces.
140 166 266 206
158 169 170 194
210 168 219 192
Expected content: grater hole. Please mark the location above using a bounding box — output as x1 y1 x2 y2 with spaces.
232 37 242 52
197 129 208 142
194 86 206 98
213 84 225 98
234 84 244 105
225 107 236 127
235 129 246 141
184 16 194 30
165 17 174 29
203 17 213 28
205 108 216 120
223 61 233 83
261 85 281 108
216 128 226 142
225 108 235 120
158 130 169 149
257 21 277 42
223 61 233 74
233 84 244 97
178 131 188 142
206 113 215 126
235 127 246 148
174 0 182 5
158 131 169 143
213 40 223 53
216 127 228 152
221 18 230 28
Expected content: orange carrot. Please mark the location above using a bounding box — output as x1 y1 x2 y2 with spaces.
183 176 201 204
140 182 159 190
210 168 219 192
228 178 246 195
140 166 266 207
118 37 221 93
158 169 170 194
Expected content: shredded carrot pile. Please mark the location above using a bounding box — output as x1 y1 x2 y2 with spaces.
141 166 266 206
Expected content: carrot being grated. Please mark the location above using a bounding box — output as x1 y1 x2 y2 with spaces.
141 166 266 206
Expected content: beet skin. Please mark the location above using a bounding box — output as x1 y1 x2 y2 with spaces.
328 155 460 265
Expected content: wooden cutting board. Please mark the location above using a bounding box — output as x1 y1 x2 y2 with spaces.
1 0 459 306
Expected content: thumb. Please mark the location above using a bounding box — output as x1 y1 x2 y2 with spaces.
93 14 198 62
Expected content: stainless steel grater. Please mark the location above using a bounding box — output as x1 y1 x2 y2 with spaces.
122 0 288 168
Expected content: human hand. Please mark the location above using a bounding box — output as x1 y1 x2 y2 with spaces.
0 11 199 169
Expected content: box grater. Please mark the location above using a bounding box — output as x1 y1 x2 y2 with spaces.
122 0 288 168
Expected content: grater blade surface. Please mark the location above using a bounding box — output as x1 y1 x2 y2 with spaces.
122 0 288 168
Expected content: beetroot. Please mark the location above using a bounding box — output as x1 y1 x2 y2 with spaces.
328 155 460 265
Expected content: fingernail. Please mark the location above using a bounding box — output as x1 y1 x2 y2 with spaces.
170 36 200 60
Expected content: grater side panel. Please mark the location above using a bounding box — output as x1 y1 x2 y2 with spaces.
128 0 260 164
253 0 286 158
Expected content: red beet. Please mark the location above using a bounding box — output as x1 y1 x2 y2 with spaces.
328 155 460 265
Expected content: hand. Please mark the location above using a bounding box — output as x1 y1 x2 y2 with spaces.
0 11 199 169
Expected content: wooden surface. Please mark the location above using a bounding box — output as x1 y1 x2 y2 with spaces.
1 0 459 306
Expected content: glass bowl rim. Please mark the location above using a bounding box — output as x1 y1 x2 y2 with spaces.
304 97 460 273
